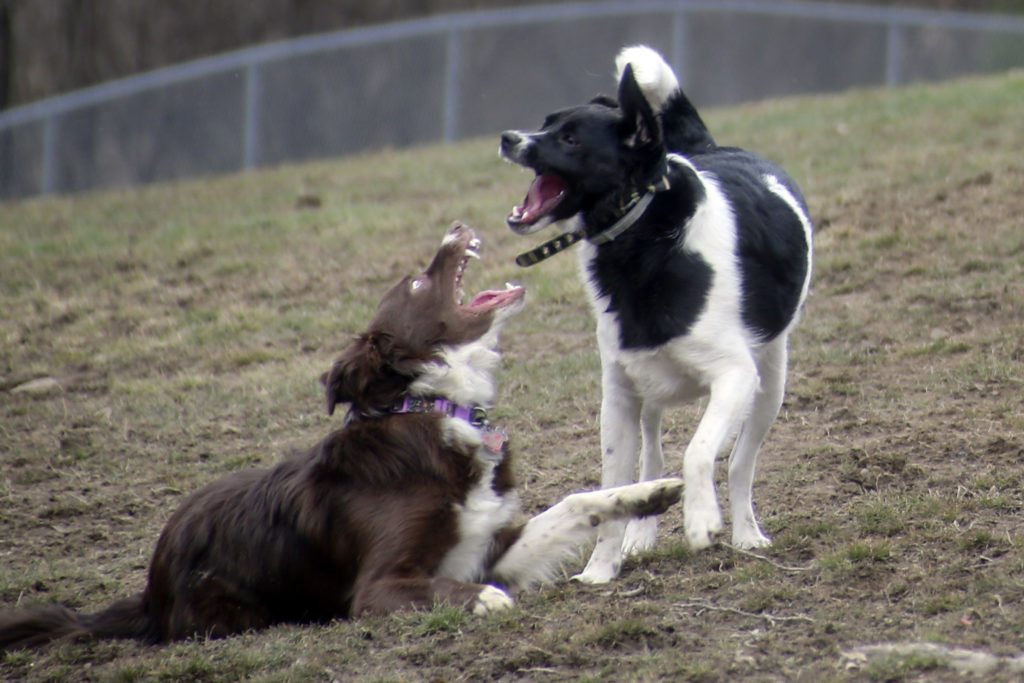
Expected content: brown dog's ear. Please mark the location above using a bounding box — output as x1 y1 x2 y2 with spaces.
322 332 423 416
323 334 379 417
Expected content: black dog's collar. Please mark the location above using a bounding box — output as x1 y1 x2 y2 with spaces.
515 171 671 268
588 191 656 245
515 230 584 267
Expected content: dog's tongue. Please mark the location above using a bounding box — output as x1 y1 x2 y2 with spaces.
465 284 525 313
510 174 566 225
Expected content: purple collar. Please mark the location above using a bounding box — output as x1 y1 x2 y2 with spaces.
390 395 489 427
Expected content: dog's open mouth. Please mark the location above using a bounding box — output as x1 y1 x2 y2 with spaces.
452 230 525 313
508 173 566 228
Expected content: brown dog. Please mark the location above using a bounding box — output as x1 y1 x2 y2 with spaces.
0 223 682 650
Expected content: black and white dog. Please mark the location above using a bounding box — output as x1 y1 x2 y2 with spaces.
500 46 813 583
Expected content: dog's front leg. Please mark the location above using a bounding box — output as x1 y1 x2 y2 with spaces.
622 403 665 555
574 361 642 584
684 363 758 549
493 478 683 589
352 576 512 617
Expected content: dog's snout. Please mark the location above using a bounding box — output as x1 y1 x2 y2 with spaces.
501 131 529 158
500 131 532 165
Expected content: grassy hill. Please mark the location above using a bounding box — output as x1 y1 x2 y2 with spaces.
2 69 1023 680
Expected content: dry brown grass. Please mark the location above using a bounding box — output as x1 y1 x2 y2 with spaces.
2 69 1023 681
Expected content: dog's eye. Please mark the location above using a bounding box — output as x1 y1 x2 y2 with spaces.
560 133 578 147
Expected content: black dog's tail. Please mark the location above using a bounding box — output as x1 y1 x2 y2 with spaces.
614 45 717 156
661 91 717 156
0 594 154 652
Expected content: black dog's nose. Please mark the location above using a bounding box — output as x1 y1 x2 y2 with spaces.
500 131 520 151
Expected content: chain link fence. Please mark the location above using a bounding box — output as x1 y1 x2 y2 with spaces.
2 0 1022 200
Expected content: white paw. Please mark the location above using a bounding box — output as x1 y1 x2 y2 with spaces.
472 585 513 615
732 529 772 549
574 527 627 584
622 516 658 556
611 477 684 518
571 564 620 585
685 504 723 550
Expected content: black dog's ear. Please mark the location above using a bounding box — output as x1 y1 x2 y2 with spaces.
322 332 423 416
617 64 662 151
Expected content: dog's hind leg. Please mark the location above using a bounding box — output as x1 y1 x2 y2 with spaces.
683 358 759 549
574 362 642 584
491 478 683 589
728 337 787 549
622 403 665 555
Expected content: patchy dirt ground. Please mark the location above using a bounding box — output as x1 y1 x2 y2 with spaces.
1 72 1023 681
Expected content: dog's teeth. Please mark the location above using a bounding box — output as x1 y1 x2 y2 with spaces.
465 248 480 260
469 237 482 250
504 282 518 290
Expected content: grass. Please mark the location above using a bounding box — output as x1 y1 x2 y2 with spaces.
2 68 1024 680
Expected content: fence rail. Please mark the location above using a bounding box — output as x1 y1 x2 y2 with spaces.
2 0 1023 200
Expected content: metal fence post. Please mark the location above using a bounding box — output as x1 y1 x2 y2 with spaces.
41 114 56 195
671 8 689 90
886 22 906 87
243 63 261 169
442 28 462 144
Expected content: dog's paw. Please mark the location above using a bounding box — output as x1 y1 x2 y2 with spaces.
613 477 684 518
684 478 723 550
572 539 624 584
684 505 723 550
571 564 620 585
472 585 513 615
731 513 772 549
638 479 679 516
732 528 772 550
622 516 658 556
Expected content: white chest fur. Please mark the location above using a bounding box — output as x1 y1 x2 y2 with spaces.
436 417 520 582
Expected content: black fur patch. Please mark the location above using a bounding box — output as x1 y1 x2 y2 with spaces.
692 149 810 341
588 162 713 349
660 91 716 156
